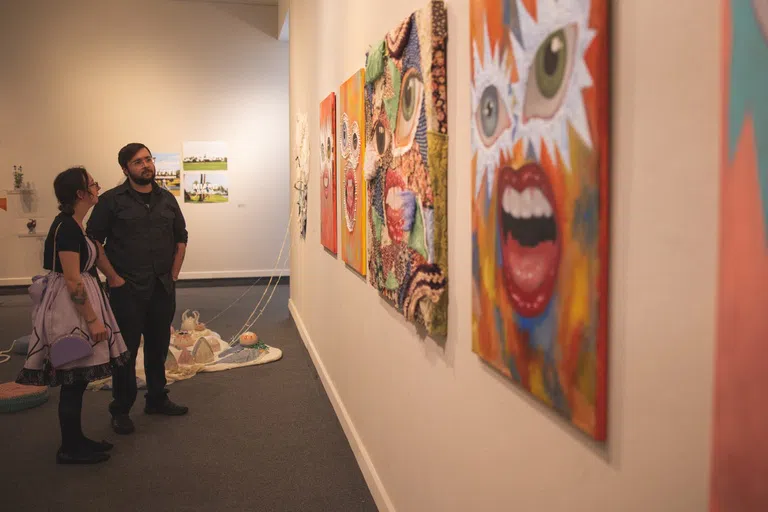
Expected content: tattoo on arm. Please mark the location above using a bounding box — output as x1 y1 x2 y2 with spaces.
70 281 87 305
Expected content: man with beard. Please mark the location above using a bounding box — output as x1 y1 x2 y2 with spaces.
87 143 189 435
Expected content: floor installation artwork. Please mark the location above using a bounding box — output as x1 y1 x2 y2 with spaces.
87 324 283 391
470 0 610 441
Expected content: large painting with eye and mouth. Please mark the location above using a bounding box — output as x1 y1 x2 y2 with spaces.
470 0 610 440
710 0 768 509
320 92 338 254
364 0 449 336
339 70 367 275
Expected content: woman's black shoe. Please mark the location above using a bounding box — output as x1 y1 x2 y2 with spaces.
56 449 110 465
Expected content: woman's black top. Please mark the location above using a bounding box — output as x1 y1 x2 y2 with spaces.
43 213 97 275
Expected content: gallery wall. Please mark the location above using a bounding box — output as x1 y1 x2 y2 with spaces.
0 0 289 285
288 0 720 511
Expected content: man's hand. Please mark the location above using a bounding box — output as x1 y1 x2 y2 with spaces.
108 275 126 288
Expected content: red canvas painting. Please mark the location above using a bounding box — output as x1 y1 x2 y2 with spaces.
320 92 338 254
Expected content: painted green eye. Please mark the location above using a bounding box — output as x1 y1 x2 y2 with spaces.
534 29 567 99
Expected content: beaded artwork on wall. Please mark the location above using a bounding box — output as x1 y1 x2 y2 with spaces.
320 92 338 254
294 112 310 239
470 0 610 441
364 0 448 336
339 70 368 274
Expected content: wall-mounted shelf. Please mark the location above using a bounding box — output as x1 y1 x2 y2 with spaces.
4 189 36 195
17 232 45 238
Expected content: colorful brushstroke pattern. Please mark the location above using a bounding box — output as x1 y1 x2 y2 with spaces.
340 70 368 275
470 0 609 440
710 1 768 510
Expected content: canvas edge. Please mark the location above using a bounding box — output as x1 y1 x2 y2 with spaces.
594 0 612 443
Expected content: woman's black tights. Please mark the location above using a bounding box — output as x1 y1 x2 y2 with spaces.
58 380 88 452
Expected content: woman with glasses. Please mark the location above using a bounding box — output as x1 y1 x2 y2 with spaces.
16 166 130 464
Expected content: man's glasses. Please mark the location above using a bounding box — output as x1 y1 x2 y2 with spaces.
130 156 156 167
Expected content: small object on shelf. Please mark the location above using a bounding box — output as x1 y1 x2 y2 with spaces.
26 218 36 234
13 165 23 190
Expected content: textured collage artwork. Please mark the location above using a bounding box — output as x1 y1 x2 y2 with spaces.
364 0 449 336
710 0 768 509
339 70 368 275
320 93 338 254
470 0 609 440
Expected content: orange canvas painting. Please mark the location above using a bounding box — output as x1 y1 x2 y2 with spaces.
339 69 367 275
710 1 768 510
320 92 338 254
470 0 610 440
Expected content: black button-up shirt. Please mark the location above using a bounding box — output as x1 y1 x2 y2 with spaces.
86 180 188 298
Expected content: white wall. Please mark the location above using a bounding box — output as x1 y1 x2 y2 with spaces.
288 0 720 511
0 0 289 285
278 0 289 41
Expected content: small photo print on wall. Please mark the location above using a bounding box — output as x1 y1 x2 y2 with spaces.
183 172 229 203
183 141 228 171
154 153 181 196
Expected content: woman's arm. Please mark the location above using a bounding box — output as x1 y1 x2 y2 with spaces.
92 240 125 287
59 251 108 342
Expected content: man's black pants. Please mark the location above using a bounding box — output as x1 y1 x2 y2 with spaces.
108 278 175 416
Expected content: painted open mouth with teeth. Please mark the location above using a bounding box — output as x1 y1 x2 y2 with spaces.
344 169 356 231
384 170 415 244
497 163 561 318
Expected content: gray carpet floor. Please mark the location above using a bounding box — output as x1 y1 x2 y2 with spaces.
0 283 377 512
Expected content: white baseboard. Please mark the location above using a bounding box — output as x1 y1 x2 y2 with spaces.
0 277 34 286
288 299 395 512
0 269 290 287
178 269 290 280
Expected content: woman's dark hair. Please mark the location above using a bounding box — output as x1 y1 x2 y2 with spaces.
53 166 90 215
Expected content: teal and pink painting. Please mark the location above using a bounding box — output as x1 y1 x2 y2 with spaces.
710 0 768 510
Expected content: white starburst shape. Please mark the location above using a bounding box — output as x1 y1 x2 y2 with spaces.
510 0 596 169
471 16 516 198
